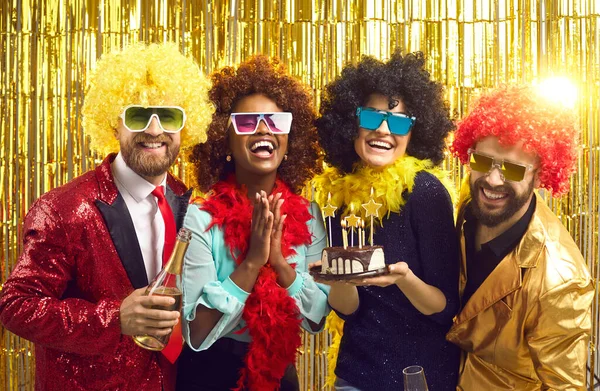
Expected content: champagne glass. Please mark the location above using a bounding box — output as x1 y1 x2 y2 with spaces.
403 365 429 391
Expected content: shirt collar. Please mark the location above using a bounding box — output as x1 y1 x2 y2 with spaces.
465 194 537 258
111 152 167 202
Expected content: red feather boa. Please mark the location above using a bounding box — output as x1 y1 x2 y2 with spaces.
201 176 312 391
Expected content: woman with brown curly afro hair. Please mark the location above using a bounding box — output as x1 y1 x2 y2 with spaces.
312 51 460 391
177 55 329 391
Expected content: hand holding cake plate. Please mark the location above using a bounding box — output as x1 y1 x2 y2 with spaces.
352 261 410 286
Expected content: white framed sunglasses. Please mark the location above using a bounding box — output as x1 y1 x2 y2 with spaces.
229 112 293 135
119 105 187 133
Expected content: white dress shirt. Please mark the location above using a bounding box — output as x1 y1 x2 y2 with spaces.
111 152 167 283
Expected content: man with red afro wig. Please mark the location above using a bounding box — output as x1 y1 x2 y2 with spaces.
446 85 593 390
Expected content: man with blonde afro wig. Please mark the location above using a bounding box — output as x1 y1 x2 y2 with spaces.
446 85 593 390
0 43 213 391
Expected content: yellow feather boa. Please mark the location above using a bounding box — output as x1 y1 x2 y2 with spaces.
314 156 456 223
312 156 456 387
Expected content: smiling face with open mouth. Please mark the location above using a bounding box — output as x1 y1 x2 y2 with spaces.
354 93 412 168
116 117 181 184
469 136 539 228
228 93 289 181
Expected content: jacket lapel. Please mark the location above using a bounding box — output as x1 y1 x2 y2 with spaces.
95 195 148 289
456 200 469 308
451 196 546 328
94 155 148 289
453 255 522 325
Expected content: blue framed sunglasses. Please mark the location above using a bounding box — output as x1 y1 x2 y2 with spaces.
356 107 416 136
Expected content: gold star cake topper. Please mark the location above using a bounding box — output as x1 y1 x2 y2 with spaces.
361 187 382 218
344 204 361 228
362 198 383 218
362 188 382 246
344 213 361 228
322 192 338 218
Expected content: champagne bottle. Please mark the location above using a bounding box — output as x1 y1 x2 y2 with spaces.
133 227 192 351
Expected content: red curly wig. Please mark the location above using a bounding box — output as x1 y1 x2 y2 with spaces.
451 85 579 196
189 55 321 193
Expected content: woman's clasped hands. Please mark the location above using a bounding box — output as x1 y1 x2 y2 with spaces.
246 190 288 270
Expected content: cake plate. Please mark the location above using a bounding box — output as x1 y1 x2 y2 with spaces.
309 265 390 282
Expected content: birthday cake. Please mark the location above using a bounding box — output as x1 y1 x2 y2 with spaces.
320 246 385 275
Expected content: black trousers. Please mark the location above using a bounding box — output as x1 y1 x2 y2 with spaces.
176 338 299 391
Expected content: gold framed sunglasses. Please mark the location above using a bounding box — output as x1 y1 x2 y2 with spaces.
468 149 534 182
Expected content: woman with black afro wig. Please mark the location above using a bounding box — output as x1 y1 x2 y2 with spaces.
312 50 460 391
177 55 329 391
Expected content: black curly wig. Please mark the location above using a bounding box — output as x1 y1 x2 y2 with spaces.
316 50 454 173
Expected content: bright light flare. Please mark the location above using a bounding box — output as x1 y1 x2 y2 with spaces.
536 77 578 109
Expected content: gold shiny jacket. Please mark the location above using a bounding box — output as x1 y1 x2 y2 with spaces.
446 195 594 391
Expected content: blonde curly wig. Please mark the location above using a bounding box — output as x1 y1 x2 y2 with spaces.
82 42 213 154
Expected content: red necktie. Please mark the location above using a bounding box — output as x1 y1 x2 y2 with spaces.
151 185 183 363
152 186 176 265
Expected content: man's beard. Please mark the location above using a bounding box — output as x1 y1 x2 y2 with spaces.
121 133 180 178
470 176 534 227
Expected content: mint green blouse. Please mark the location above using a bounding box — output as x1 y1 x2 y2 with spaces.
181 201 330 351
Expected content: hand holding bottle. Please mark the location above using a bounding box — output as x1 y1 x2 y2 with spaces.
120 287 180 336
132 228 191 351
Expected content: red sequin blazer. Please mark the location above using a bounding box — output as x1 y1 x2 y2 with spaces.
0 154 191 391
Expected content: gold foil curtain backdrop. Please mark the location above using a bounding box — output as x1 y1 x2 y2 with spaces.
1 0 599 389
